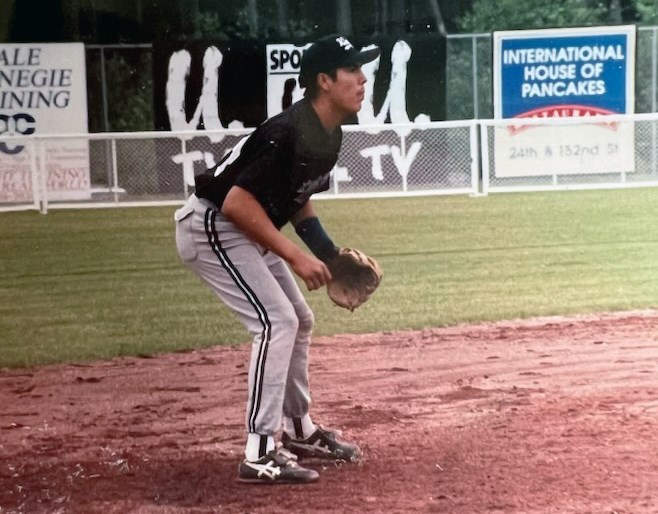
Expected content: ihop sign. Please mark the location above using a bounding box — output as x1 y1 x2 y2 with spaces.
492 25 636 178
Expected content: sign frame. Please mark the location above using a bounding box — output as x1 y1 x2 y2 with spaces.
492 25 636 178
0 42 90 203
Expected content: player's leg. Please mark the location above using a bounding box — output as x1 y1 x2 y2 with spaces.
266 253 362 462
193 211 298 438
175 199 318 482
265 252 314 422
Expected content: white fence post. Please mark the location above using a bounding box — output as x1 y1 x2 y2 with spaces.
29 140 41 212
111 138 119 203
400 133 408 193
479 123 490 196
38 139 48 214
651 27 658 175
470 122 480 195
181 138 188 198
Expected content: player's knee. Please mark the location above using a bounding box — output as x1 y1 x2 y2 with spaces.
297 305 314 338
271 306 300 336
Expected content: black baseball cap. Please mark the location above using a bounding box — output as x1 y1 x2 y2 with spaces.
299 35 381 88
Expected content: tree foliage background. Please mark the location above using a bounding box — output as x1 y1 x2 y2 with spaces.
2 0 658 129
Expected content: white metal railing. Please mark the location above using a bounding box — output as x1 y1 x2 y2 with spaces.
0 120 478 213
3 114 658 213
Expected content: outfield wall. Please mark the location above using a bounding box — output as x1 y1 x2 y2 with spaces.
2 113 658 214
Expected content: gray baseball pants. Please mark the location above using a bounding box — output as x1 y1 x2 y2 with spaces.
174 194 313 436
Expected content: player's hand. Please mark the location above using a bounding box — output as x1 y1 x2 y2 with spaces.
289 251 332 291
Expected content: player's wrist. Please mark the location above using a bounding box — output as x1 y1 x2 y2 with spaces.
294 216 339 263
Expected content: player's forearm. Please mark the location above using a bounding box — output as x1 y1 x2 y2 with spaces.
292 201 339 263
222 186 303 263
290 200 317 225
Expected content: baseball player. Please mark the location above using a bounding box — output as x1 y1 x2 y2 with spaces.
174 35 380 484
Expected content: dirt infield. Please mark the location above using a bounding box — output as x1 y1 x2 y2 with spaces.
1 310 658 514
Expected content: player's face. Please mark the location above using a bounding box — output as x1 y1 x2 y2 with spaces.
327 65 367 116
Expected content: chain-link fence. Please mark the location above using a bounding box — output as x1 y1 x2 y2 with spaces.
84 28 658 133
6 113 658 212
7 114 658 213
446 33 494 120
0 120 479 213
5 27 658 213
325 122 478 197
85 45 154 133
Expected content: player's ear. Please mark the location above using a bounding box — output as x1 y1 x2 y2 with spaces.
317 72 333 92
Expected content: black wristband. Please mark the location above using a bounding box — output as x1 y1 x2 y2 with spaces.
294 217 339 263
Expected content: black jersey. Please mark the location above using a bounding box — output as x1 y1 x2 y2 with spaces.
194 98 342 229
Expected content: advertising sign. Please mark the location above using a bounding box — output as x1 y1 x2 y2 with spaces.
266 43 309 118
153 36 447 193
0 43 90 202
492 26 636 177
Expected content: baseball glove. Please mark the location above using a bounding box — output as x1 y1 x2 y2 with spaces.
326 248 383 311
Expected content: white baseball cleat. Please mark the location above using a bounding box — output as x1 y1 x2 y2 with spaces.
282 426 362 462
237 447 319 484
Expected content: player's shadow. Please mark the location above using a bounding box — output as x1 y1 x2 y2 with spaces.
11 451 330 511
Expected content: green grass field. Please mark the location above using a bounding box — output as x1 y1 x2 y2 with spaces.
2 188 658 368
